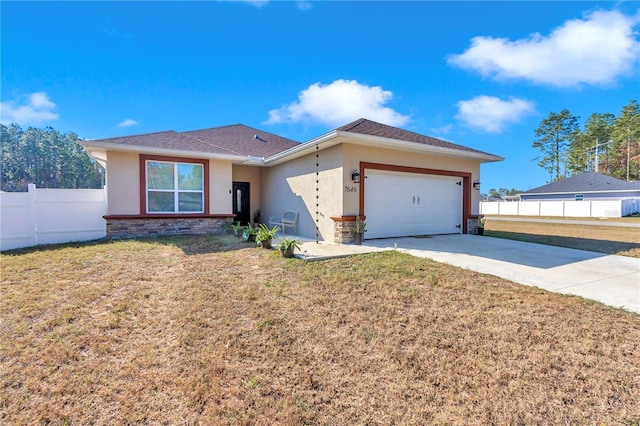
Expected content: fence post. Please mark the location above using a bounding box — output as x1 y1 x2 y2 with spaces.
27 184 38 246
103 185 108 215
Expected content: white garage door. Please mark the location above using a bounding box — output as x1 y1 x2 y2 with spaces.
364 169 463 239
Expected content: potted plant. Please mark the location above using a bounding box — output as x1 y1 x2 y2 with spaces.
230 221 245 237
242 223 259 242
354 216 366 245
255 224 280 249
277 237 301 258
477 216 485 236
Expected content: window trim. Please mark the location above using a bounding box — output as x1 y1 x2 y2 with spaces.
139 154 209 215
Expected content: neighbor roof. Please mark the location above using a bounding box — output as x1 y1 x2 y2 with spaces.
337 118 496 157
84 124 300 158
523 172 640 194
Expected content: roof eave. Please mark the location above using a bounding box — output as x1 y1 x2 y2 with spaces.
264 129 503 165
523 189 640 196
80 141 251 162
263 131 340 165
335 131 504 163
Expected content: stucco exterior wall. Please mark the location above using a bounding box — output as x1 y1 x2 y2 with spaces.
261 145 344 242
209 159 232 214
105 152 234 216
342 144 483 215
106 151 140 215
232 165 262 223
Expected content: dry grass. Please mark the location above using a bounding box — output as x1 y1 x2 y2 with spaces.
485 218 640 258
2 235 639 425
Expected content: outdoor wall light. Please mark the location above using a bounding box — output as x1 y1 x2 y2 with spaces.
352 170 360 183
473 180 481 190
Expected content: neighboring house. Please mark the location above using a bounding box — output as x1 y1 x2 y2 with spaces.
80 118 503 243
521 172 640 201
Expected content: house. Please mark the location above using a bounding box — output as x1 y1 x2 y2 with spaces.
80 118 503 243
520 172 640 201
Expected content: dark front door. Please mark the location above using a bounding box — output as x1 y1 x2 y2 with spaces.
232 182 251 225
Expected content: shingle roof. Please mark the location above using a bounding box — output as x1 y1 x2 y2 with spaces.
86 130 240 155
337 118 496 156
184 124 300 158
87 119 500 161
87 124 300 158
523 172 640 194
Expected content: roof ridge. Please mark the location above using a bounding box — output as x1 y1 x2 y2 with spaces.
340 118 496 157
85 129 177 142
337 118 367 132
183 123 300 145
177 131 245 156
182 123 244 133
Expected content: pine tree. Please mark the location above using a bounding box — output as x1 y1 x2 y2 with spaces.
0 124 103 191
611 100 640 181
533 109 580 181
567 113 614 175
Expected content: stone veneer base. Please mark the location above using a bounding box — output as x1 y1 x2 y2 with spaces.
106 216 229 239
466 216 481 235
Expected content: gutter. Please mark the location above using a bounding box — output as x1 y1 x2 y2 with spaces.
263 130 503 165
80 141 251 163
81 128 504 167
264 131 338 165
335 131 504 163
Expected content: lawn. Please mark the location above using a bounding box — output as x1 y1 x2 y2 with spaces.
2 235 639 425
485 217 640 258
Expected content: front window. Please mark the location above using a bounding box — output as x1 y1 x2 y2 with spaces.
146 161 204 213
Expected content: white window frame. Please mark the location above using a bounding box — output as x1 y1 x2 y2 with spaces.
146 160 204 214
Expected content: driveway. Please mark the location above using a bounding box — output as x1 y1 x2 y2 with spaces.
356 235 640 313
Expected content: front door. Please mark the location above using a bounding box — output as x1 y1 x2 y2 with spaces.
232 182 251 225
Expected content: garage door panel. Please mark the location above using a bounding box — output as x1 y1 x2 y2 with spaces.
364 170 462 239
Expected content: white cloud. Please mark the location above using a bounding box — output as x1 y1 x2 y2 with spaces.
296 1 312 11
431 124 453 135
266 79 410 128
455 96 535 133
237 0 269 8
0 92 59 126
118 118 139 128
448 10 640 86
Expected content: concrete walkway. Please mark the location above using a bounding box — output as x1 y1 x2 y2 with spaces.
292 234 640 314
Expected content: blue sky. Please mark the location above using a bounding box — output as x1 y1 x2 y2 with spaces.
2 1 639 192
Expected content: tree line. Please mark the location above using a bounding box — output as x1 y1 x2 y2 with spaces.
1 123 103 192
533 99 640 182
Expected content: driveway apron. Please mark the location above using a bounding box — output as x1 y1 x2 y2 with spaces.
364 235 640 314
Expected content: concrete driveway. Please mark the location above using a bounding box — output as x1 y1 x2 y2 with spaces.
298 235 640 313
348 235 639 313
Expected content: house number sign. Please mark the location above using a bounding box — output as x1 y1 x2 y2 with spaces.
344 186 358 193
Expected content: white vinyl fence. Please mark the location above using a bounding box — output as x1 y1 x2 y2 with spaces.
480 199 640 218
1 184 107 251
